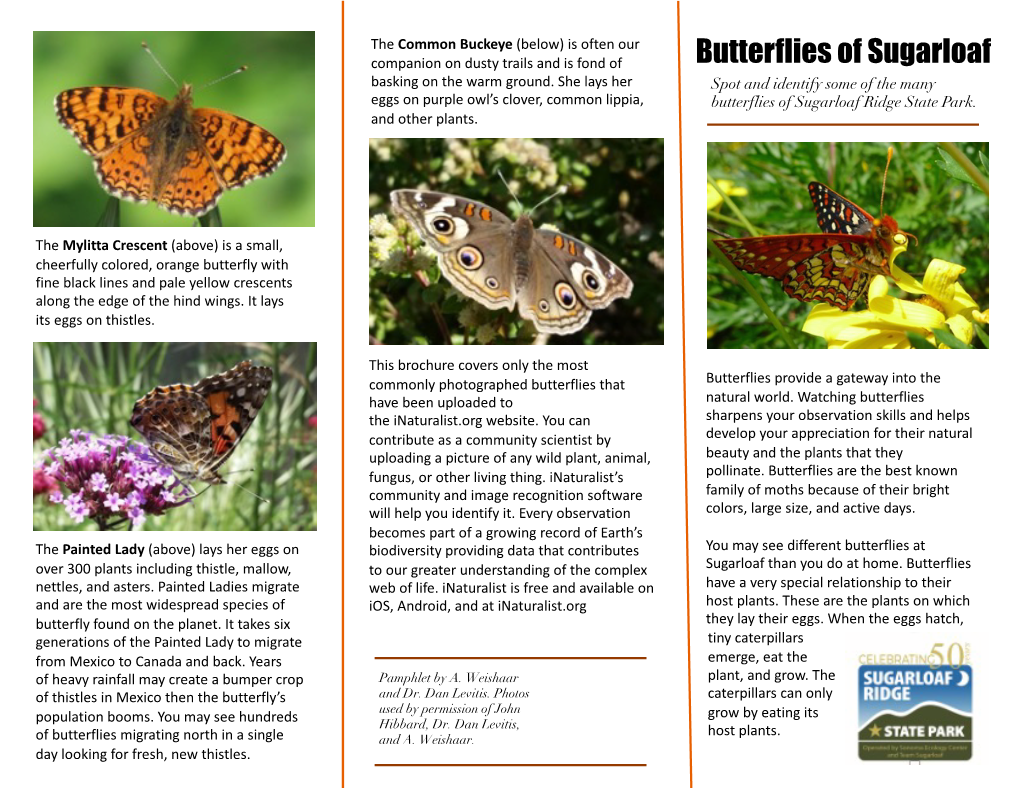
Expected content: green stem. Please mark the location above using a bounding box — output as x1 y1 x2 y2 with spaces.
939 142 989 197
707 174 762 237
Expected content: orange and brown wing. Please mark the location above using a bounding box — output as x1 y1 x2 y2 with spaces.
192 107 286 191
192 361 273 477
130 361 272 483
55 87 166 155
715 234 873 310
155 144 224 216
56 87 167 203
94 133 159 204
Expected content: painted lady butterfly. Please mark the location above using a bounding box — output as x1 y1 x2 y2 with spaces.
130 360 273 484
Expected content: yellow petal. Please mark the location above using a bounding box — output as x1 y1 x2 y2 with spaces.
868 275 890 300
707 180 747 211
868 295 945 329
888 239 910 269
801 305 857 338
842 330 913 350
804 311 895 343
922 259 967 305
944 284 980 317
889 265 928 296
945 313 974 344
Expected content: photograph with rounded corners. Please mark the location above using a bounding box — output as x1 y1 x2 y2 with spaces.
34 31 314 227
707 141 988 349
33 342 317 531
369 138 665 345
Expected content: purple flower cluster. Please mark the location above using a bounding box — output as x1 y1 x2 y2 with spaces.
37 431 194 530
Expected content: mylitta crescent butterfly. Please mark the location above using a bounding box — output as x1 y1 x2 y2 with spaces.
55 44 286 216
130 360 273 485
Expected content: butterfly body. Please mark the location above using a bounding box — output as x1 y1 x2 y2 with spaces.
56 84 286 216
714 181 908 311
391 189 633 335
130 361 272 484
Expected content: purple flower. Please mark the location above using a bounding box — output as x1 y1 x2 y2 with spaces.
37 431 194 530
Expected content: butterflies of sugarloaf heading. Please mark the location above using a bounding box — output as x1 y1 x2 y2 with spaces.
130 361 273 484
55 80 286 216
391 189 634 335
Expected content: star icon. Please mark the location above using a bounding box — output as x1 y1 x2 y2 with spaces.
869 724 882 737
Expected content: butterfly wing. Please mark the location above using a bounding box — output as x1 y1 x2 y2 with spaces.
391 190 518 310
715 234 872 310
56 87 169 204
517 228 633 335
56 87 166 156
130 361 273 483
154 138 224 216
192 108 287 191
191 361 273 479
808 182 876 237
130 385 217 480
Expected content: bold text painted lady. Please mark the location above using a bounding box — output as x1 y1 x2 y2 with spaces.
130 360 273 484
56 84 286 216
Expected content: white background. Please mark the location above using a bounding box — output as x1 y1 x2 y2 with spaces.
9 2 1017 787
683 1 1013 787
14 5 337 788
349 2 680 786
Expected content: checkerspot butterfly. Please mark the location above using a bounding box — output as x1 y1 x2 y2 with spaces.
713 149 914 311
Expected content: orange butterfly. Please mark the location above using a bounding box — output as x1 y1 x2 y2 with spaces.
55 77 285 216
130 361 273 484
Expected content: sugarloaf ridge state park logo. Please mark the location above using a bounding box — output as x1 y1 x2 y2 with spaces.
858 665 972 760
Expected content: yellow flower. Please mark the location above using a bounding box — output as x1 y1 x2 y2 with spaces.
708 180 748 211
802 243 983 349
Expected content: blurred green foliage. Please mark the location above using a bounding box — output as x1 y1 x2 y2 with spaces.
33 342 317 531
708 142 989 349
369 138 665 344
34 31 314 227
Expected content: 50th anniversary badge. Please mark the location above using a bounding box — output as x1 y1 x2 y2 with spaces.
858 660 972 760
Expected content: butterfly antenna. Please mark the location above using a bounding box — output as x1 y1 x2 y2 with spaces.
495 168 524 214
530 184 568 216
879 146 894 218
229 480 270 505
141 42 178 89
200 65 249 91
188 484 212 501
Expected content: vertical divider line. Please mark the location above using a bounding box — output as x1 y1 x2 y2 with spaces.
341 2 347 784
676 4 692 786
